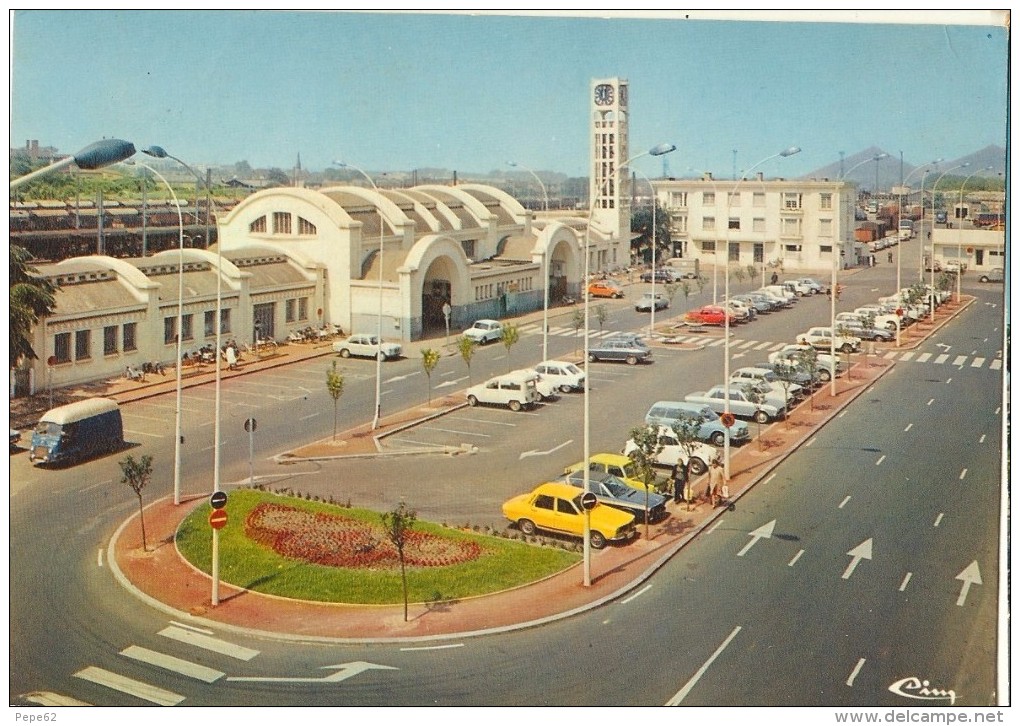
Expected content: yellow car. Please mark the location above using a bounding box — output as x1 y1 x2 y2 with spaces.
564 453 654 493
502 482 637 549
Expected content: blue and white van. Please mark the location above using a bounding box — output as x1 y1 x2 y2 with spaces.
29 397 124 466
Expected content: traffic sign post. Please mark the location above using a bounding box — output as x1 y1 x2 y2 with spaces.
210 491 227 509
244 418 257 487
209 509 228 529
580 491 597 511
209 490 229 607
720 412 736 428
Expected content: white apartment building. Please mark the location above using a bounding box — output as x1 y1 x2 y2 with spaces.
653 174 860 274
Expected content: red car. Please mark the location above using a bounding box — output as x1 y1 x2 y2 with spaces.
684 305 734 326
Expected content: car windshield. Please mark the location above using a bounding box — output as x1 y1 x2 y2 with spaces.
563 364 582 375
35 421 61 436
600 476 632 497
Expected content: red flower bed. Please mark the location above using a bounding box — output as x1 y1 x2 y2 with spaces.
244 503 482 569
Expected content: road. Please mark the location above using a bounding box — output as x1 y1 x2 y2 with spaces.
9 253 1006 706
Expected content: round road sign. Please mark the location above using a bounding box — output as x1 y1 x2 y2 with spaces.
720 412 736 428
47 356 57 367
209 509 228 530
209 491 228 509
244 418 257 433
580 491 598 511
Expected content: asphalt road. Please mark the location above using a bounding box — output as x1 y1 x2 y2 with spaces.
9 251 1006 706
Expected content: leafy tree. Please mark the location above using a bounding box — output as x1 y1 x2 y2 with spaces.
326 361 345 440
10 246 57 367
500 323 520 372
694 274 708 297
381 501 417 622
770 359 797 427
625 424 665 539
835 323 856 380
746 264 760 289
421 348 440 405
794 347 820 411
743 385 768 450
264 168 291 186
630 203 672 263
571 307 585 355
732 266 746 288
679 280 692 311
457 336 477 383
669 415 704 510
594 304 608 335
119 454 153 551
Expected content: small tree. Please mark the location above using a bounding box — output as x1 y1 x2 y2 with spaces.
694 274 708 299
770 359 797 427
835 323 856 381
743 385 768 450
421 348 440 405
746 264 759 290
626 424 665 539
594 304 608 335
571 307 585 355
381 501 417 622
120 454 153 551
501 323 520 372
669 415 704 510
732 266 746 289
663 281 680 311
457 336 477 383
794 347 820 410
326 360 345 440
679 280 692 311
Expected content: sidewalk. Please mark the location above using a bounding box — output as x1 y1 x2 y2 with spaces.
106 294 976 642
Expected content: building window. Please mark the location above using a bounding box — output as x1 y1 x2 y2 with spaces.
783 192 803 210
728 192 741 207
702 240 717 253
285 299 296 323
753 242 763 263
204 310 216 338
249 216 267 233
672 214 688 233
298 298 308 321
461 239 476 259
703 191 716 206
820 245 833 255
784 244 803 254
703 217 716 231
782 217 802 236
220 309 231 334
820 193 833 210
104 326 118 356
54 332 71 363
298 217 317 235
273 212 292 235
819 218 833 236
75 329 91 361
752 217 765 233
123 322 137 352
729 242 740 261
671 191 688 207
164 316 176 345
728 217 740 230
753 192 766 208
181 314 194 342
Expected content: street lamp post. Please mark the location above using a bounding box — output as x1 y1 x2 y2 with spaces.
10 138 136 189
509 162 552 360
582 142 675 587
334 161 385 430
631 168 668 338
931 164 968 322
687 168 720 306
895 159 942 346
722 146 800 478
956 166 993 303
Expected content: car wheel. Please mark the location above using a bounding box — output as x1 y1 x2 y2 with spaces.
339 348 351 358
559 384 573 394
980 275 989 282
886 322 897 331
841 343 854 354
819 369 832 382
625 355 638 366
508 400 522 412
588 353 598 362
519 519 537 536
753 410 771 424
689 457 708 475
710 431 725 446
467 395 479 407
377 351 386 361
589 531 608 549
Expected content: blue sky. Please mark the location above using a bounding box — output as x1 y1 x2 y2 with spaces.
8 10 1010 178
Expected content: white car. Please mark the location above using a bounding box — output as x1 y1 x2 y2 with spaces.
781 280 814 297
730 366 804 401
635 292 669 312
532 360 586 393
513 368 557 400
332 333 402 360
844 309 901 332
463 319 503 344
794 277 825 294
623 426 719 475
466 371 541 411
797 326 861 354
769 344 843 380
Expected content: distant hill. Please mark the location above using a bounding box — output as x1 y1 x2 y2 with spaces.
803 145 1006 191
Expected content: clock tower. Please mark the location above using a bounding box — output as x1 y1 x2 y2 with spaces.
590 77 630 247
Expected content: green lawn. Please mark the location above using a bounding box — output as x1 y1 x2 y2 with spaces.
176 489 580 604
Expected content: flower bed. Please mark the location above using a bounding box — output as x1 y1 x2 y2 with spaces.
245 502 482 569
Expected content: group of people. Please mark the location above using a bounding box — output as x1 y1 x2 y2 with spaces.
668 457 728 507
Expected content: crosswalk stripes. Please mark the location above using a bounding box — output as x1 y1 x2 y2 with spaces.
121 645 225 683
953 355 968 366
158 625 260 660
915 352 932 363
990 359 1002 370
74 666 185 706
971 357 986 368
935 353 949 364
900 352 915 361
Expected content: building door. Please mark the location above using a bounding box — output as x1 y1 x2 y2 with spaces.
253 302 275 342
753 242 763 264
422 279 450 335
975 249 984 266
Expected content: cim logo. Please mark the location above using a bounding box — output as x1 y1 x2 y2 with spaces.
888 677 958 705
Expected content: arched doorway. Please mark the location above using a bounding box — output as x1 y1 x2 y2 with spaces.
421 256 457 336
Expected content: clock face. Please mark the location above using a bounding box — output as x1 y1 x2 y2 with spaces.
594 83 614 106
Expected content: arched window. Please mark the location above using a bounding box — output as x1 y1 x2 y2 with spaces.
298 217 317 235
249 215 267 233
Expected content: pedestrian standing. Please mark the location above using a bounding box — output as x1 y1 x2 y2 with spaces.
708 458 727 506
671 460 688 504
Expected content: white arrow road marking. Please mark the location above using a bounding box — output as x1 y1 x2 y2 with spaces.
158 626 259 661
74 666 184 706
228 661 397 683
955 561 983 606
842 538 873 579
519 439 574 460
384 372 419 383
435 376 469 389
737 519 776 557
846 658 866 686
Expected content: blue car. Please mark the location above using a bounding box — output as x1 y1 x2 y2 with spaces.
644 400 751 447
560 469 668 523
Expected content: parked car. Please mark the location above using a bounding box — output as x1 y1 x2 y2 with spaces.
782 280 814 297
685 304 733 326
684 384 784 424
501 482 637 549
635 292 669 312
835 322 894 342
587 337 653 365
768 345 842 382
623 426 718 475
561 469 668 523
640 269 676 283
564 453 651 493
753 360 816 388
10 428 21 452
841 309 901 332
794 277 825 294
588 280 624 299
978 268 1004 283
465 371 541 411
532 360 586 393
730 366 804 401
754 288 794 308
463 319 503 344
726 298 756 321
514 368 557 401
29 398 124 466
733 294 773 314
332 333 402 360
644 400 751 447
761 285 797 304
797 326 861 354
